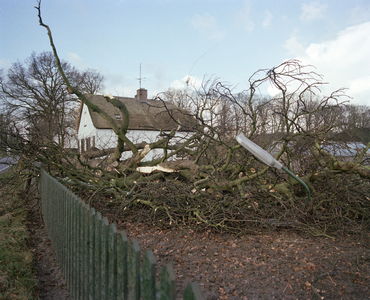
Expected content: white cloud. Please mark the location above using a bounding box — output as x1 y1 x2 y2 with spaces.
235 1 254 32
349 76 370 95
284 22 370 105
285 35 306 55
191 13 227 41
170 75 202 90
67 52 89 70
267 81 281 98
300 1 328 21
0 58 12 70
262 11 272 28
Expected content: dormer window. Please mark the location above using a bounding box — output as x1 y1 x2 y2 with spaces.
115 114 121 120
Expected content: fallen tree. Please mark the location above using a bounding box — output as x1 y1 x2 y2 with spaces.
5 1 368 236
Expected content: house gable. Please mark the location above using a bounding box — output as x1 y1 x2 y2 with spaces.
77 102 96 134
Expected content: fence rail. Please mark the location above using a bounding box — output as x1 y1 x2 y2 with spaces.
39 168 205 300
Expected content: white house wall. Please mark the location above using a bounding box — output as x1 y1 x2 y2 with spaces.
95 128 117 150
122 130 191 161
77 104 97 141
96 129 191 161
78 103 192 161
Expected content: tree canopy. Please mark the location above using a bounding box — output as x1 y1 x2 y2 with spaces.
0 51 104 147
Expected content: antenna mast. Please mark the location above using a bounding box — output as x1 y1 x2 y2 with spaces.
139 63 142 89
137 63 146 89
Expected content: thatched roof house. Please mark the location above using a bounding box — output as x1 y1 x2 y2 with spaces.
76 92 193 134
76 89 194 160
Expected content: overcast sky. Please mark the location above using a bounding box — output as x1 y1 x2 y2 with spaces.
1 0 369 106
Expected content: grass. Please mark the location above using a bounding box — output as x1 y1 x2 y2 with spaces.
0 170 38 299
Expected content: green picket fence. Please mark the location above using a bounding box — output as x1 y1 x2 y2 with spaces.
39 168 205 300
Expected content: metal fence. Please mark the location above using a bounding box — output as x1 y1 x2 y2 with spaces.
39 168 205 300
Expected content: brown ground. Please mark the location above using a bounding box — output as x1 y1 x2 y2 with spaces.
128 227 370 300
27 212 72 300
27 202 370 300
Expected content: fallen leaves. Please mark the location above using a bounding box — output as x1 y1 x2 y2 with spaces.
108 223 370 299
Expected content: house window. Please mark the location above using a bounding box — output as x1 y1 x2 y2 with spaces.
86 137 91 150
84 111 87 127
92 136 95 148
115 114 121 120
81 139 85 152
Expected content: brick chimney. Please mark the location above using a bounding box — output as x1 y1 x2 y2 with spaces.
135 88 148 101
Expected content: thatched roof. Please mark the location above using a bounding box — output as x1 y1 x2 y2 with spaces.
77 94 194 133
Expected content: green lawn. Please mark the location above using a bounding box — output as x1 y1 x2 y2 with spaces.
0 170 38 299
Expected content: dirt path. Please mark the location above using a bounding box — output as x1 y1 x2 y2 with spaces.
121 223 370 300
28 206 370 300
27 214 72 300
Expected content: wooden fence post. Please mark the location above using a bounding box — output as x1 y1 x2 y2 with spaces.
128 240 140 300
88 207 96 300
101 217 109 299
159 264 176 300
65 190 71 292
77 199 83 299
118 231 128 300
95 212 102 299
80 201 87 299
184 282 205 300
109 223 118 299
72 195 79 299
83 203 90 299
141 250 156 300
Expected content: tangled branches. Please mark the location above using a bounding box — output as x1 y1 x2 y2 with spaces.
68 169 370 236
4 2 369 238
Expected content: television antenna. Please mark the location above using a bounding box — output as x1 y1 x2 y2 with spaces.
135 63 146 89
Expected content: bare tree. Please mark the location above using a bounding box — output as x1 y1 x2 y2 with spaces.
77 68 105 95
0 52 106 148
1 52 76 146
0 112 17 156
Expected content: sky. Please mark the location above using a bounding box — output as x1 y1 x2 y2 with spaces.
1 0 370 106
